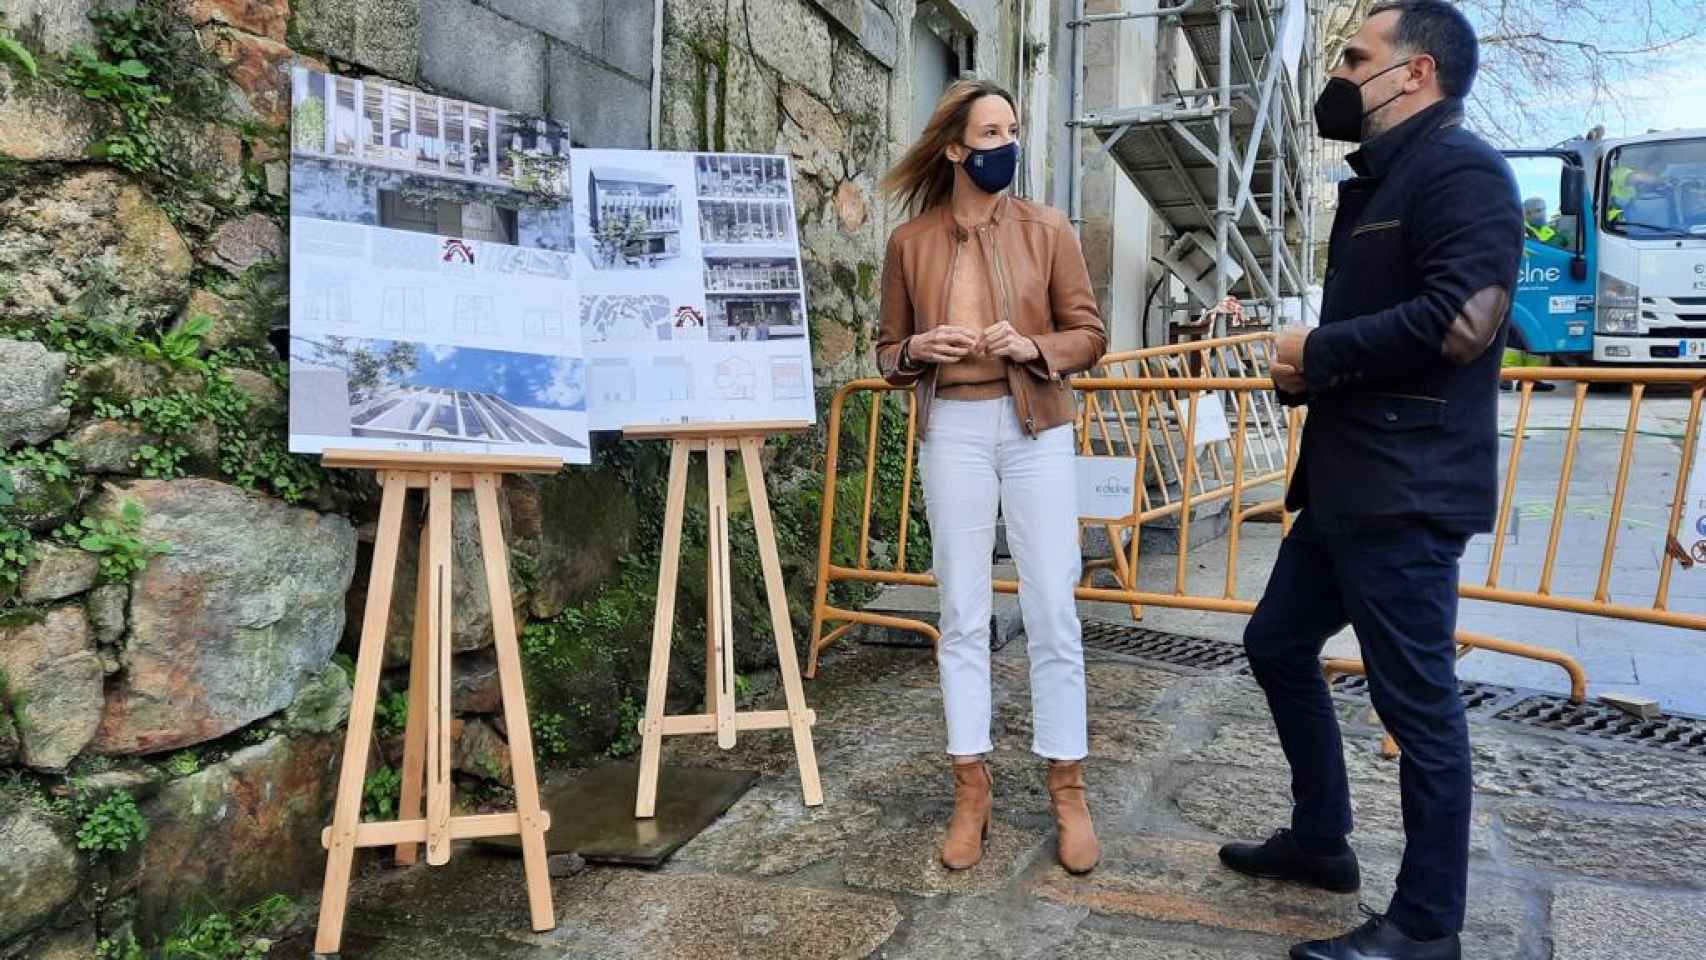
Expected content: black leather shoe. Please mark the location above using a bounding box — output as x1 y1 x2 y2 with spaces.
1291 913 1461 960
1217 828 1360 893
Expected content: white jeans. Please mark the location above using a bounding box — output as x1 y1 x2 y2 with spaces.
921 397 1089 760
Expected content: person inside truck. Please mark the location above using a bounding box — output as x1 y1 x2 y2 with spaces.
1606 150 1662 224
1522 196 1567 248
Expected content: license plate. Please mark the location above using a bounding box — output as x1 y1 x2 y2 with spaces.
1686 340 1706 357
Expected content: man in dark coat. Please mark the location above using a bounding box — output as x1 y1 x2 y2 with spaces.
1216 4 1523 960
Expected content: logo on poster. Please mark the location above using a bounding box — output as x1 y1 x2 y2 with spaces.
442 238 476 264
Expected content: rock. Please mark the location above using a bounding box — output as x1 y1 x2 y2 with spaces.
1031 834 1361 941
184 123 248 206
451 649 502 714
3 466 90 533
1497 802 1706 887
79 766 165 798
89 479 357 755
0 169 193 328
1553 881 1706 960
514 470 635 618
833 181 869 233
0 606 103 771
181 0 289 41
745 0 834 101
292 0 421 82
281 662 352 735
66 420 157 475
778 82 846 181
18 544 102 602
453 717 512 784
226 367 285 425
87 584 127 645
180 419 222 473
263 159 288 197
176 288 266 353
200 213 286 274
832 38 888 115
0 339 70 447
0 709 19 766
20 927 100 960
678 782 882 878
200 26 304 128
135 734 339 937
552 870 901 960
843 816 1044 897
0 73 103 162
0 0 134 57
354 490 524 667
547 852 586 878
75 357 204 403
0 806 81 944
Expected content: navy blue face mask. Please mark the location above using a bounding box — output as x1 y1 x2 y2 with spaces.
960 140 1020 194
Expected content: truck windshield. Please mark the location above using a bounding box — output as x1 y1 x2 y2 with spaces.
1603 138 1706 239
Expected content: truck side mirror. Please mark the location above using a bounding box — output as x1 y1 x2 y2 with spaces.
1561 166 1584 217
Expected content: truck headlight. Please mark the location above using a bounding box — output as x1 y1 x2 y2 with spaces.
1596 272 1639 334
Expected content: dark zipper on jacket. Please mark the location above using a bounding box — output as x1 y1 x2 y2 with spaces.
978 224 1037 436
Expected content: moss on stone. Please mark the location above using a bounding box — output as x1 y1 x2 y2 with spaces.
856 261 878 301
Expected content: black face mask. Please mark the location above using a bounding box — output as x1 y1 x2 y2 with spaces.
1314 59 1412 143
959 140 1020 194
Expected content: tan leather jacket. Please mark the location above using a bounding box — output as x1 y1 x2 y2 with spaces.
876 195 1106 438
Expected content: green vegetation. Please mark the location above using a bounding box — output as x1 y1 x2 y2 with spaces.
373 690 409 739
59 2 223 178
362 766 401 821
59 499 171 584
0 14 38 79
76 789 149 856
164 751 199 778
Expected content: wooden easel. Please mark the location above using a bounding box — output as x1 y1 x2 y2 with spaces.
313 449 561 957
628 423 824 818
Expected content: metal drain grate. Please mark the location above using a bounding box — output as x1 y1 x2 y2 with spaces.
1495 695 1706 756
1080 619 1245 670
1330 676 1514 713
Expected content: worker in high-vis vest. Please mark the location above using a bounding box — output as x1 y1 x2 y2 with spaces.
1522 196 1566 248
1505 197 1559 390
1606 151 1660 223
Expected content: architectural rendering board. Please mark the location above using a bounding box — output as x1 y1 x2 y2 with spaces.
288 66 587 461
289 68 815 454
573 148 817 430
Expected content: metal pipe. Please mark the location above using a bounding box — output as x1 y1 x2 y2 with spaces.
1213 0 1235 332
1070 0 1086 229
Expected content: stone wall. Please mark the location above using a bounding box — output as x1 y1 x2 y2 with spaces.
0 0 1040 952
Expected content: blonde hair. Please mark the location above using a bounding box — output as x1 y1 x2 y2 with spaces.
881 78 1017 214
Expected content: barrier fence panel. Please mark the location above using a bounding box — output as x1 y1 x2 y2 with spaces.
809 344 1705 735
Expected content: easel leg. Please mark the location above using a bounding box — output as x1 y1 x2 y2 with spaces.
707 438 737 750
316 472 410 955
636 440 691 818
425 472 454 866
473 475 555 932
740 438 824 807
395 518 430 866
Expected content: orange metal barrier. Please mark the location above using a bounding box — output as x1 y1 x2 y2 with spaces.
808 346 1706 725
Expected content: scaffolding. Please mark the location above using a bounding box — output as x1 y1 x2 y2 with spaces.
1067 0 1322 336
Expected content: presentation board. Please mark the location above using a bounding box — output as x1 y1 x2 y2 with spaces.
285 68 816 463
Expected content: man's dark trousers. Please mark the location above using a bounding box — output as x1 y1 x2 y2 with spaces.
1244 509 1471 940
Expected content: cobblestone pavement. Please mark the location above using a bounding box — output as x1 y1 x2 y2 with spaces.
277 627 1706 959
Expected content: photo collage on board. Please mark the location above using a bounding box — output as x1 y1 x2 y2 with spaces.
573 149 816 430
285 67 589 461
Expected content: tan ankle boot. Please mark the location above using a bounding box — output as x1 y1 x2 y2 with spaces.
1047 761 1100 875
941 760 993 870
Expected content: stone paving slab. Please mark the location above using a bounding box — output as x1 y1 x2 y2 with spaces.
1552 881 1706 959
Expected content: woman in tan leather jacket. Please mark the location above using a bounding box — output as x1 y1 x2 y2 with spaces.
876 78 1107 876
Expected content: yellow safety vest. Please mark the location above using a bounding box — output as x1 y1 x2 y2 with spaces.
1525 222 1558 244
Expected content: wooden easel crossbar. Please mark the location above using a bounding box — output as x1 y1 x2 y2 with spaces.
626 423 824 818
312 449 562 957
